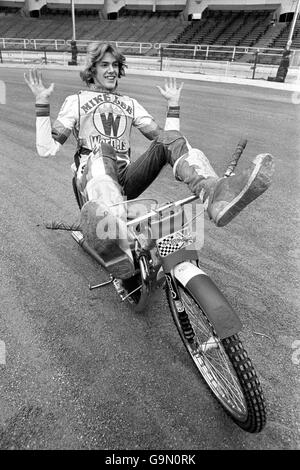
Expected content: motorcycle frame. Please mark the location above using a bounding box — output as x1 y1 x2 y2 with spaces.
128 195 242 339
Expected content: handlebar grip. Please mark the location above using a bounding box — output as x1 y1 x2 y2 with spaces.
224 139 248 177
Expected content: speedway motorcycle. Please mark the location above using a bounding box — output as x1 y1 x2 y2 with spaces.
53 139 266 433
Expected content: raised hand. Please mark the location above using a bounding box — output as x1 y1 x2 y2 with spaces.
156 77 184 107
24 69 54 104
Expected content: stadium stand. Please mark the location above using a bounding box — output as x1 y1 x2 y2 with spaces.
0 2 299 68
0 8 188 46
216 10 272 47
254 21 289 49
172 9 284 49
270 19 300 49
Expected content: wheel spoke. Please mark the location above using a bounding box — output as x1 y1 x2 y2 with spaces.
182 294 212 338
194 343 246 405
168 285 266 432
199 352 246 410
181 290 247 414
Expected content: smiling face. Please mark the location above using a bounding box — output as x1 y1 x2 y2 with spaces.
94 52 119 91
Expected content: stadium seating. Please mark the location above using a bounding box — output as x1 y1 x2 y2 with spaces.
216 10 271 47
0 8 187 46
173 9 279 49
269 19 300 49
0 4 299 63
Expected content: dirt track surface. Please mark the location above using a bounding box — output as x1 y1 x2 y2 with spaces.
0 67 299 450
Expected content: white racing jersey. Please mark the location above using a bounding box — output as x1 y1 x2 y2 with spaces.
36 90 180 173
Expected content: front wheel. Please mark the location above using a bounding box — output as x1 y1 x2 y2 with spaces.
166 285 266 433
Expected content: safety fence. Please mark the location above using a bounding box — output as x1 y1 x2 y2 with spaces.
1 38 299 83
1 37 300 64
0 38 154 55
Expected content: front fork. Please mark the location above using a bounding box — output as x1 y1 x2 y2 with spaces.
165 270 195 344
165 267 221 355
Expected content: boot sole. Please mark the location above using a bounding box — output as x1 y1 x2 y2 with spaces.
214 153 274 227
96 242 136 280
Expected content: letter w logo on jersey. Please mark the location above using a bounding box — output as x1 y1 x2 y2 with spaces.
93 102 127 138
100 113 121 137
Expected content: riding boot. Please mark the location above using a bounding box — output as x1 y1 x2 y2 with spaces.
80 199 136 279
79 143 135 279
172 148 274 227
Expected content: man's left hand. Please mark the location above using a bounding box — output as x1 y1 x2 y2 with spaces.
156 77 184 107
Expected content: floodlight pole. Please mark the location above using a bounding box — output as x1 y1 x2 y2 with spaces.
71 0 76 42
267 1 300 82
68 0 77 65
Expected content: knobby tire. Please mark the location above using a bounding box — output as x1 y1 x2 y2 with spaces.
166 284 266 433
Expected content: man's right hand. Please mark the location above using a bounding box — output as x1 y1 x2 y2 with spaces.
156 77 184 107
24 69 54 104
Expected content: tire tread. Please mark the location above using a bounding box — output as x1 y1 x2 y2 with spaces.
166 285 266 433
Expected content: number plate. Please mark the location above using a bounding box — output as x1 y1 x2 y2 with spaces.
156 228 193 257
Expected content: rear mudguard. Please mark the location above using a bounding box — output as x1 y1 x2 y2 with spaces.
173 261 242 339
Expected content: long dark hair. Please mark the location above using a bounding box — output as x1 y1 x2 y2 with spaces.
80 42 127 86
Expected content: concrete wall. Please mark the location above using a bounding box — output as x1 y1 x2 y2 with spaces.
1 0 297 17
185 0 297 18
46 0 104 9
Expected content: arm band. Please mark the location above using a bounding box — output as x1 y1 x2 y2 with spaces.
35 103 50 117
167 106 180 118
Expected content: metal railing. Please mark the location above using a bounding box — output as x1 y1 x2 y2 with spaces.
155 43 300 66
0 37 30 49
65 39 154 55
0 37 299 82
1 36 298 65
0 37 66 50
30 39 66 50
0 37 154 54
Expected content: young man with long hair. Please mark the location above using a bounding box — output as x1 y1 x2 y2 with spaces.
25 42 274 279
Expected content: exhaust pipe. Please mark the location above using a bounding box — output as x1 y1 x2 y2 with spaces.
71 230 107 268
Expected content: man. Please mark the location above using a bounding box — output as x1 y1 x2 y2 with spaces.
24 42 274 279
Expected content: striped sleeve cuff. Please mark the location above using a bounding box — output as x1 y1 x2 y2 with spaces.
167 106 180 118
35 103 50 117
51 119 72 144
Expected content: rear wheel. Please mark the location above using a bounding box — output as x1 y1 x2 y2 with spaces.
121 273 149 312
121 256 152 312
166 285 266 433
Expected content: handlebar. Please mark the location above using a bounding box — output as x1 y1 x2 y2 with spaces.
126 194 198 228
223 138 247 177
